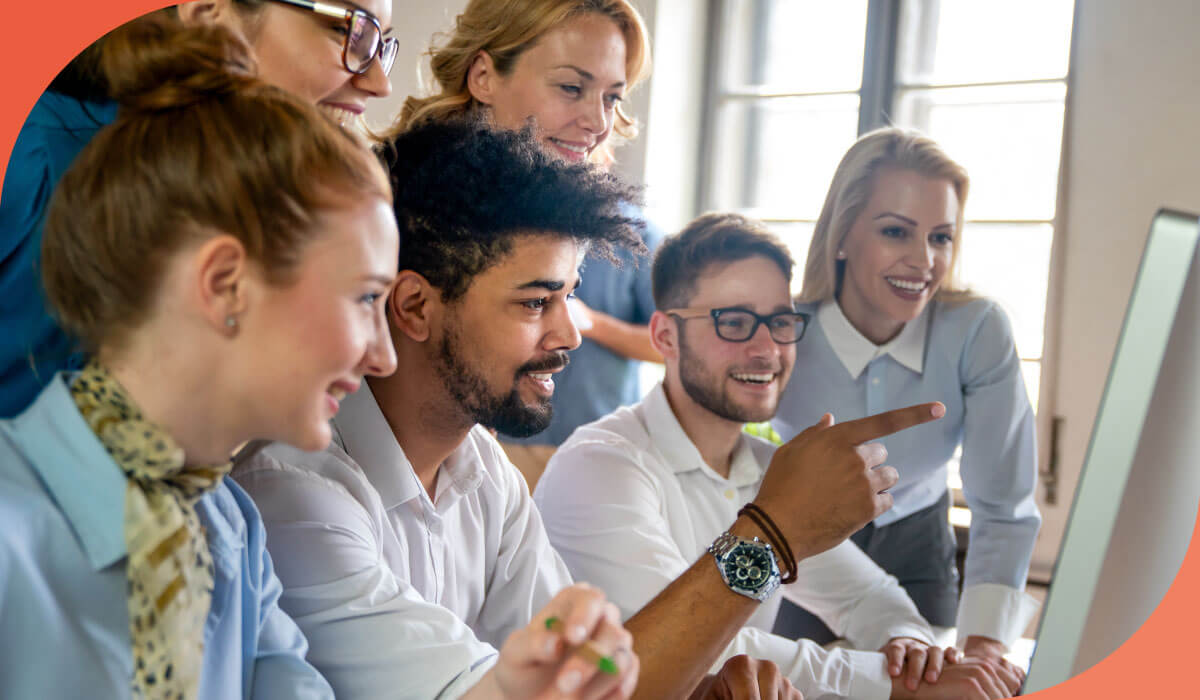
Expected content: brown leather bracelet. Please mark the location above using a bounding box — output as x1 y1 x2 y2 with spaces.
738 503 797 584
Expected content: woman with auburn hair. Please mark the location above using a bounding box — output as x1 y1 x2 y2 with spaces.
0 0 395 418
0 16 397 699
773 127 1041 665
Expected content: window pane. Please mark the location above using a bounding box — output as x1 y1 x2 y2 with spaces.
1022 360 1042 413
956 223 1054 358
896 0 1074 86
721 0 868 92
709 96 859 217
763 221 816 295
894 83 1066 221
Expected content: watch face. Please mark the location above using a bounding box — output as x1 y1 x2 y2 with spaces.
722 543 775 590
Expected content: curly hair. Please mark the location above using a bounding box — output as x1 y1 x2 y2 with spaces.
383 115 646 301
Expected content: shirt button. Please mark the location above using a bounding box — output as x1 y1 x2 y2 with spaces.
724 489 735 499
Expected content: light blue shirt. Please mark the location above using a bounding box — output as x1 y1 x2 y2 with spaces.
772 299 1042 645
0 374 333 699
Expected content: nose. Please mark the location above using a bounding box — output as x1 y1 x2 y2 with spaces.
353 55 392 98
546 299 583 352
362 310 398 377
907 235 935 270
745 320 782 359
577 93 608 136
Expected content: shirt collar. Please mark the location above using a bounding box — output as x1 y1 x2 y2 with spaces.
818 299 929 379
11 374 127 570
331 382 483 510
641 383 764 488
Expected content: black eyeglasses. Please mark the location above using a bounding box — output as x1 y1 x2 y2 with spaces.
666 307 811 344
269 0 398 75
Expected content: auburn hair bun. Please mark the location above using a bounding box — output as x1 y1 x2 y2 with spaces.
101 15 258 113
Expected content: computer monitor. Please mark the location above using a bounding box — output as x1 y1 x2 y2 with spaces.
1023 209 1200 692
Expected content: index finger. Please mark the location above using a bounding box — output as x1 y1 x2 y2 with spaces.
830 402 945 444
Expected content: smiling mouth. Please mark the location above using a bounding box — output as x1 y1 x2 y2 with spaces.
886 277 930 293
320 104 359 125
731 372 777 385
547 138 590 156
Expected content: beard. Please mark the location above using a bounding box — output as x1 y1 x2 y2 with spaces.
433 317 569 438
677 330 779 424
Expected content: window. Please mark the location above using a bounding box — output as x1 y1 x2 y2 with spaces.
701 0 1074 412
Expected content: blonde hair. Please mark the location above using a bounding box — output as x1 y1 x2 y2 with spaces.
388 0 651 144
799 127 975 304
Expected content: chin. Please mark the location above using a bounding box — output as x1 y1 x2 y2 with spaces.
285 422 332 454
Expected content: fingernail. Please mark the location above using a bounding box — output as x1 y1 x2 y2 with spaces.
544 635 557 656
569 625 588 644
558 670 583 693
931 403 945 418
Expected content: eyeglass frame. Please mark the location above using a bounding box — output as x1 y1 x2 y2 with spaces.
268 0 397 76
664 306 811 345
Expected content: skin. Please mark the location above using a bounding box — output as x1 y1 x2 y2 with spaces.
465 11 660 364
105 195 399 465
177 0 393 123
837 167 957 345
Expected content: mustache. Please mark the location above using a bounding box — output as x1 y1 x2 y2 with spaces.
517 352 571 376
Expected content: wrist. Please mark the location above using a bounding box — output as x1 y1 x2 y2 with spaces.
460 667 504 700
889 675 918 700
963 635 1007 659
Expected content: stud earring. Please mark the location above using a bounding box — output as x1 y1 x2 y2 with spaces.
225 315 237 330
836 249 847 259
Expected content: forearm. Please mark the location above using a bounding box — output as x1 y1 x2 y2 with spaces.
624 517 763 700
583 311 663 363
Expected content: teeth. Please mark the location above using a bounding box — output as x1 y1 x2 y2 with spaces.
886 277 928 292
528 373 552 381
329 388 347 401
732 373 774 384
550 138 588 154
320 105 354 125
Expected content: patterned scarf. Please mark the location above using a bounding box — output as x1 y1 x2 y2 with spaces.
70 362 232 700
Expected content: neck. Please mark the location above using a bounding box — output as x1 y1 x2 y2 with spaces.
662 376 744 479
835 293 904 345
367 352 474 499
101 348 238 466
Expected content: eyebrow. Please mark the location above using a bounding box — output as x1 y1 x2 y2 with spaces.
363 274 396 285
552 64 627 89
516 276 583 293
872 212 954 229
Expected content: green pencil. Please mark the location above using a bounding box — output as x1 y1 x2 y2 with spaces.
544 616 619 675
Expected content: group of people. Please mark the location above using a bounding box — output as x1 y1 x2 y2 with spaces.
0 1 1041 699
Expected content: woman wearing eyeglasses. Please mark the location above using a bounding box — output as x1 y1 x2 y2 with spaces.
771 128 1041 667
0 0 395 418
0 16 398 699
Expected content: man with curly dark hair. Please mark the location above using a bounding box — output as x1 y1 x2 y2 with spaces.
234 119 803 700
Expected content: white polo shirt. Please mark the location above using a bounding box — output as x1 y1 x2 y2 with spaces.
233 382 573 699
535 383 936 700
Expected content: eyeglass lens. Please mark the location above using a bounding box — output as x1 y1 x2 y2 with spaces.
715 310 806 343
345 12 397 74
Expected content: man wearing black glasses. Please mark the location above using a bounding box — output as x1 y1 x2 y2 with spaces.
536 212 1025 700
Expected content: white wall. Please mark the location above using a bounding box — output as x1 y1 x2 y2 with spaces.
1032 0 1200 574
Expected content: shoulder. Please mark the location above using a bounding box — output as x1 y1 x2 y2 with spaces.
231 441 379 524
554 404 652 465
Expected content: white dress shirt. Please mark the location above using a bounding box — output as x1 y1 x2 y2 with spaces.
534 383 936 700
774 300 1041 645
232 382 573 699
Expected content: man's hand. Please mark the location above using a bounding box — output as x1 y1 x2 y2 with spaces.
881 637 960 692
689 656 803 700
479 584 639 700
755 403 946 560
890 656 1023 699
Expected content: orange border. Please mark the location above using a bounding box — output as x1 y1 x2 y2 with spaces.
2 2 1196 698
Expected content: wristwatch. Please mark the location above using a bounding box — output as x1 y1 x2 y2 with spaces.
709 531 781 602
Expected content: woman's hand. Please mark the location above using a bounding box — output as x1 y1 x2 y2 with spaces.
880 637 961 691
689 656 803 700
482 583 639 700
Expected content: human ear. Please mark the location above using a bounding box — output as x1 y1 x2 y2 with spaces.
649 310 680 361
176 0 236 29
388 270 438 343
193 234 249 335
466 51 500 106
